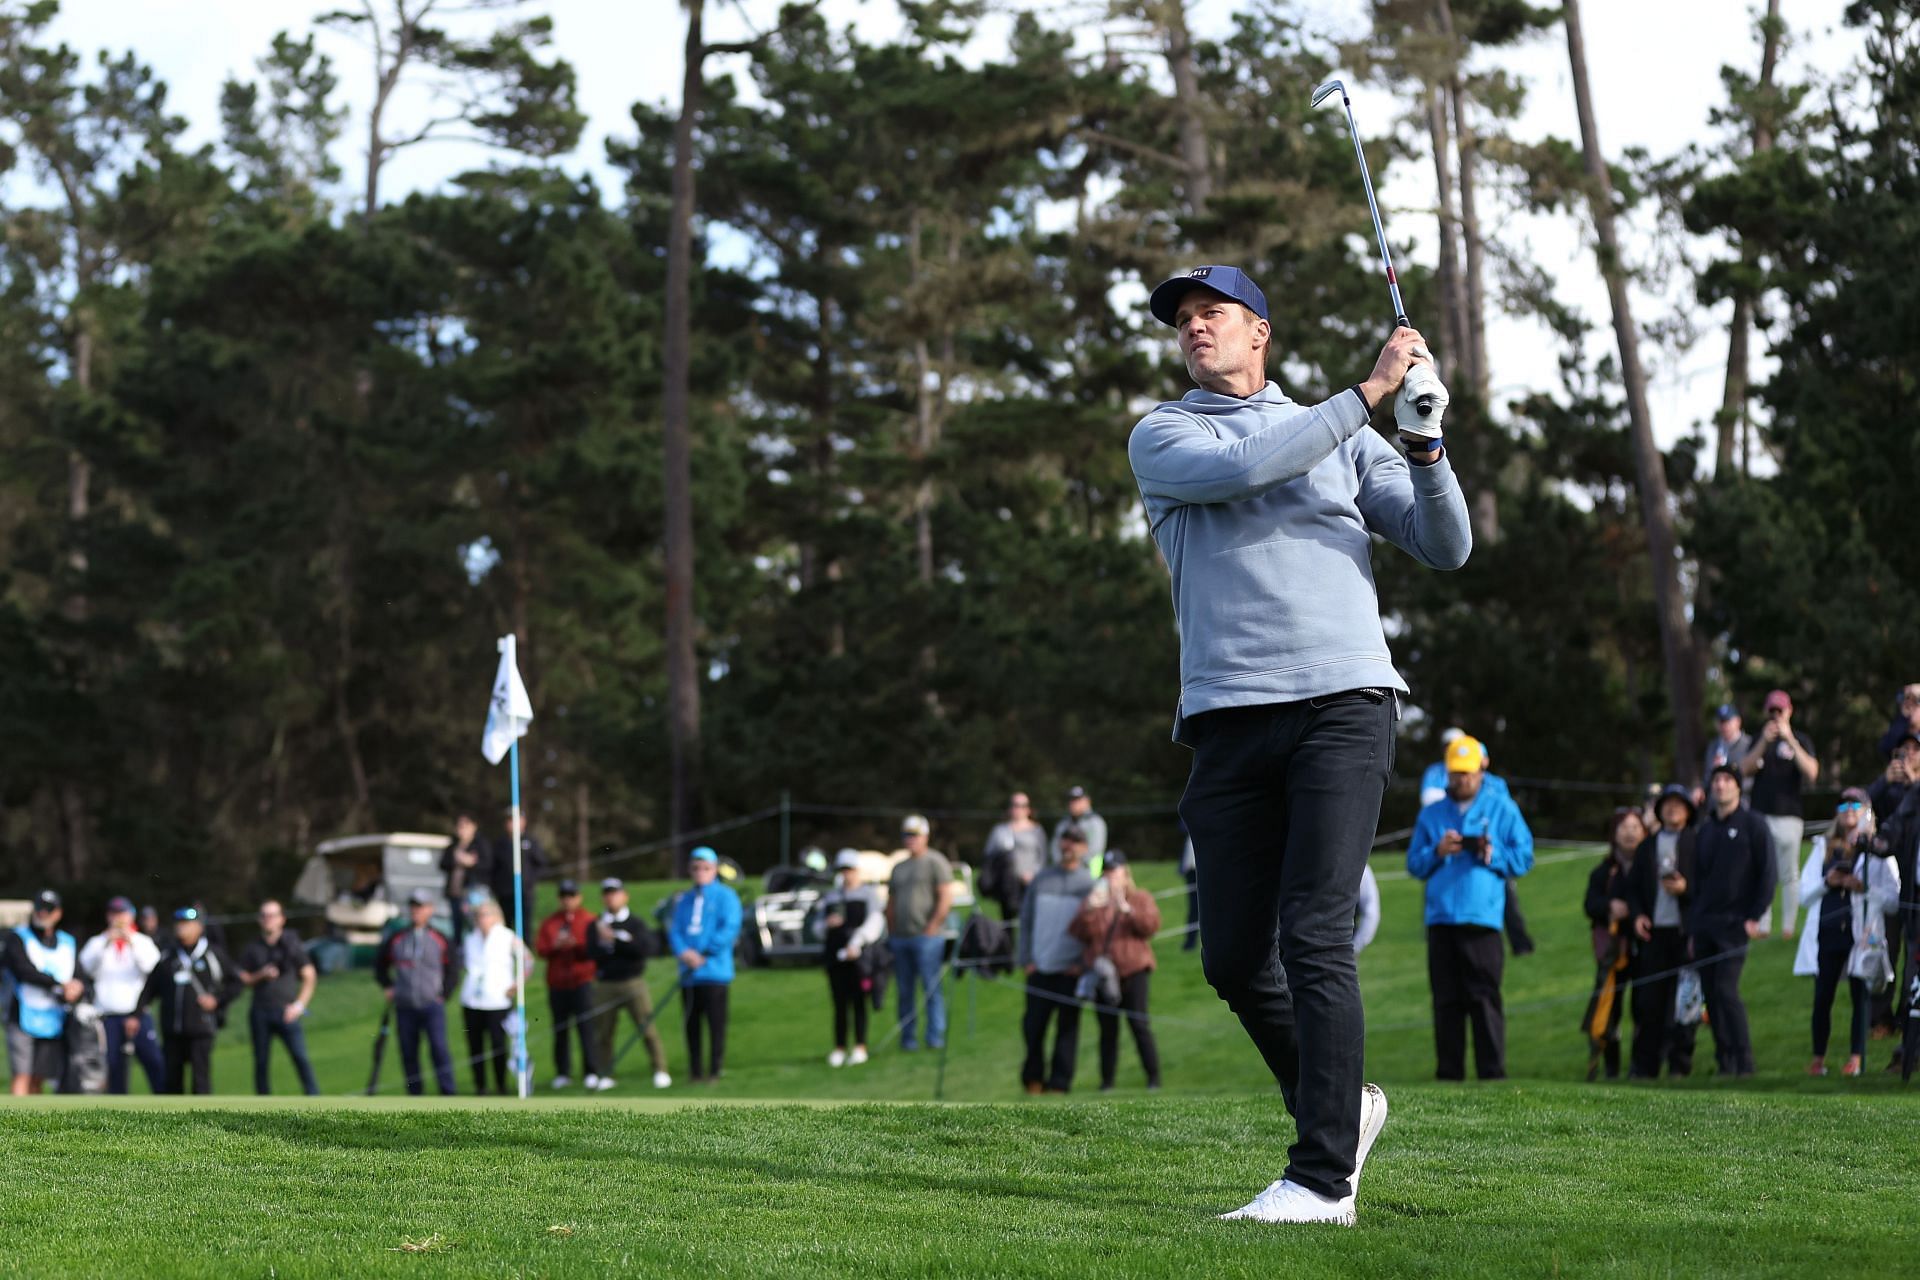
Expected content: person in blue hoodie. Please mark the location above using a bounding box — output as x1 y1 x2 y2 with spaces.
1407 734 1535 1081
669 846 742 1084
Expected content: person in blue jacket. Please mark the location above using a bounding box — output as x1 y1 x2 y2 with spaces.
669 846 742 1084
1407 735 1535 1080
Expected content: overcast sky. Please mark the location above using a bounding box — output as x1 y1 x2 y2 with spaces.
40 0 1866 457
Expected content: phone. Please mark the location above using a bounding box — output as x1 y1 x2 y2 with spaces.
1459 835 1489 856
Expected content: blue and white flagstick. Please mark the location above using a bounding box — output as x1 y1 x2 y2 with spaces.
482 634 535 1100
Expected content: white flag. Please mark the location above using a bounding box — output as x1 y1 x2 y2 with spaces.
482 634 534 764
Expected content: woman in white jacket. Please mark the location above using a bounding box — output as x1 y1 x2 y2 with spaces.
461 899 532 1095
1795 790 1900 1077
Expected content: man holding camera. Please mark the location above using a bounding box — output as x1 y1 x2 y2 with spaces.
1407 735 1535 1082
1740 689 1818 938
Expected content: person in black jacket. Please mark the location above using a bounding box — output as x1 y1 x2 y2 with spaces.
489 807 550 943
1627 784 1700 1078
587 878 670 1091
1581 809 1645 1081
1687 765 1777 1077
440 810 491 946
136 908 241 1094
1876 771 1920 1074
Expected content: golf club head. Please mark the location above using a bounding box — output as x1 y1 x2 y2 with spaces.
1311 80 1347 108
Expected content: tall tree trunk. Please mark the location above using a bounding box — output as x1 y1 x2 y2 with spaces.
663 0 705 870
574 779 590 877
1433 0 1488 400
1563 0 1704 778
60 316 93 879
1157 0 1213 213
1717 0 1782 478
1423 80 1464 385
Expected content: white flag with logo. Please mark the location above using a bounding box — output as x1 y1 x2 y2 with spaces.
482 634 534 764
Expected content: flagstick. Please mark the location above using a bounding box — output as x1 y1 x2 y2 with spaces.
511 736 528 1100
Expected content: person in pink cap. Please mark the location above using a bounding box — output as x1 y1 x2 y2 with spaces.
1740 689 1820 938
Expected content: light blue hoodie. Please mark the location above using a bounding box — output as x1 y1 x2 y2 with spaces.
1128 382 1471 739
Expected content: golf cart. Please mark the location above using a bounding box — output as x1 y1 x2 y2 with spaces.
291 832 452 969
742 849 977 967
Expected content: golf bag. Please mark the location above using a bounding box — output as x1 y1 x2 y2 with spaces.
61 1002 109 1095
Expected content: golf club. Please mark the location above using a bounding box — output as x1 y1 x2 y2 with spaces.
1312 78 1439 418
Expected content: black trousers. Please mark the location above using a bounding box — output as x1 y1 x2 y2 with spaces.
1178 691 1394 1201
1504 882 1535 955
684 984 729 1078
163 1033 214 1095
1021 972 1082 1090
1694 932 1755 1075
547 985 598 1079
828 961 869 1048
1428 924 1506 1080
463 1007 510 1094
1183 868 1200 950
1812 941 1868 1059
1629 926 1697 1077
1096 970 1161 1088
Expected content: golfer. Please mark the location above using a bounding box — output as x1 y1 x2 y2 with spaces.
1129 265 1471 1225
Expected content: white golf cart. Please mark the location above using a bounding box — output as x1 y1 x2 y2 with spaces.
743 849 976 966
291 832 452 968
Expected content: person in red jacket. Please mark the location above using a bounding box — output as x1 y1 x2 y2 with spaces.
535 879 601 1088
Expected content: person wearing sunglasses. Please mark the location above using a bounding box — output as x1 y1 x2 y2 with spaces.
1794 791 1899 1076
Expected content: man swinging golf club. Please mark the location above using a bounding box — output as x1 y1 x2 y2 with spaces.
1128 263 1471 1225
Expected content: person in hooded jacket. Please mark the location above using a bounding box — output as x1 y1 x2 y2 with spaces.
136 907 240 1094
1794 790 1900 1077
1068 850 1163 1091
817 850 886 1067
1407 735 1535 1081
1627 784 1700 1078
1581 809 1646 1080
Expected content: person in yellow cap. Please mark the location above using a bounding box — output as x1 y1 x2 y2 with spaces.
1406 735 1535 1080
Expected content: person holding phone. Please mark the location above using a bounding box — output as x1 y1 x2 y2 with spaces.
1406 735 1535 1081
1739 689 1819 939
1627 785 1700 1079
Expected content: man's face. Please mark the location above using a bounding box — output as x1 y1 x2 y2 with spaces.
175 918 203 947
1059 839 1085 869
1711 771 1742 810
559 892 582 914
1658 797 1690 831
691 860 717 886
903 833 929 855
455 815 477 841
409 902 435 928
1768 705 1790 728
108 908 133 933
1068 796 1090 817
1174 292 1268 386
1719 716 1742 741
32 905 59 931
1899 740 1920 776
1447 770 1484 803
602 888 628 913
258 902 284 937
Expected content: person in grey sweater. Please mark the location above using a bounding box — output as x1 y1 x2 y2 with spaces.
1017 825 1096 1093
1050 786 1110 875
1129 264 1471 1225
982 793 1049 919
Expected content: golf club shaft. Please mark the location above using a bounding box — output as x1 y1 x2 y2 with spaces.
1332 89 1409 330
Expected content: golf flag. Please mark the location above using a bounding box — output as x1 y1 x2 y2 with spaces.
482 635 533 764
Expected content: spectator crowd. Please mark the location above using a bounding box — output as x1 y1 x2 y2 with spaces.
8 708 1920 1097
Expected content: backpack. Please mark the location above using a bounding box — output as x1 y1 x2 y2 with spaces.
958 911 1013 976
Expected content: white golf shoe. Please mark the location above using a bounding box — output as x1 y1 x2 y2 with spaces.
828 1049 848 1068
651 1071 672 1089
550 1075 572 1090
1218 1179 1355 1226
592 1076 617 1091
583 1074 600 1090
848 1046 869 1066
1353 1083 1389 1192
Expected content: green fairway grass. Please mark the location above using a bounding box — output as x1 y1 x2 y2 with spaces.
8 846 1918 1276
3 1088 1915 1277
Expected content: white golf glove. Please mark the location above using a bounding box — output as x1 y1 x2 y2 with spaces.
1395 362 1449 440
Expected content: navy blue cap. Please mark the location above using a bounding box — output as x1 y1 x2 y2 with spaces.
1149 266 1269 327
1715 703 1739 721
